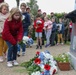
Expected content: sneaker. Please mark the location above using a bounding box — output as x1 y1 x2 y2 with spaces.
17 54 20 57
22 52 25 56
45 44 50 47
57 43 59 45
61 43 64 45
7 61 13 67
0 56 3 62
13 60 19 66
36 45 39 49
17 51 20 57
40 46 42 49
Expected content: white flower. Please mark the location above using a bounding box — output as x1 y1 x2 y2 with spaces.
22 36 29 44
63 61 66 62
35 71 41 75
22 15 25 20
45 53 53 60
49 60 55 66
63 58 66 59
39 64 44 69
36 20 42 24
62 55 65 58
31 71 41 75
50 66 57 75
31 72 35 75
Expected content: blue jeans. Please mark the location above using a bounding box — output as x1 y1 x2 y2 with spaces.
17 30 28 53
24 30 28 36
27 38 33 46
6 41 17 61
17 43 26 53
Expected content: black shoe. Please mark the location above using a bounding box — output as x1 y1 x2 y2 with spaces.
36 45 39 49
40 46 42 49
17 54 20 57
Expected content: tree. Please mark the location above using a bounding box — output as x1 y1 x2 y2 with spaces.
16 0 20 7
26 0 39 16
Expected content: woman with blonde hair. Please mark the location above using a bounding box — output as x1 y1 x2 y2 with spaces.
2 7 23 67
0 2 9 62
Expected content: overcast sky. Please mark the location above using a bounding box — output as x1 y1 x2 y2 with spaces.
5 0 75 14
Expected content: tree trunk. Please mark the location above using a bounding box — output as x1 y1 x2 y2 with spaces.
16 0 20 7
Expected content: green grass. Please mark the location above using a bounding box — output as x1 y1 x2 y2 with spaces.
65 41 70 45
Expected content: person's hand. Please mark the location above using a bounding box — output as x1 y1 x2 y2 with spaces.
17 41 21 44
36 25 39 29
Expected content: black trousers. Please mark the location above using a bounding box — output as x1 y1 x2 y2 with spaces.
50 32 56 45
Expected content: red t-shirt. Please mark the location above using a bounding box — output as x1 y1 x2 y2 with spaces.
34 19 44 32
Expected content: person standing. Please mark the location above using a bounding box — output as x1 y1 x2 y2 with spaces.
42 12 47 45
2 8 23 67
34 15 44 49
50 18 57 46
44 16 52 47
20 3 31 36
62 14 69 43
57 18 64 45
0 2 9 62
17 3 31 56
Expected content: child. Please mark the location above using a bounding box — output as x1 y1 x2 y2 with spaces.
50 17 57 46
2 8 23 67
17 3 30 56
34 15 44 49
57 18 64 45
0 2 9 62
44 16 52 47
20 3 31 36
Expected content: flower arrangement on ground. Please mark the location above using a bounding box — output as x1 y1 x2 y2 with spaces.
54 53 69 63
20 50 57 75
54 53 70 71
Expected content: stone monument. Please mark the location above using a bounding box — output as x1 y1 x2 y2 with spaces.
66 9 76 70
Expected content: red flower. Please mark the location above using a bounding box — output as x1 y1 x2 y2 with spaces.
36 51 40 55
44 64 51 71
52 69 56 75
34 58 41 64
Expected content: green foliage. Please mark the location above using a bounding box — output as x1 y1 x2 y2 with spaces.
54 53 69 63
54 13 65 19
26 0 39 16
20 56 41 75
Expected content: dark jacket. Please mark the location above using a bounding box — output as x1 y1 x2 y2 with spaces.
52 22 57 32
2 19 23 45
22 12 31 31
57 23 64 34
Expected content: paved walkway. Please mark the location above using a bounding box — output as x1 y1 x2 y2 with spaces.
0 44 76 75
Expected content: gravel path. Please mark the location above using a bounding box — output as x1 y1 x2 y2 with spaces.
0 44 76 75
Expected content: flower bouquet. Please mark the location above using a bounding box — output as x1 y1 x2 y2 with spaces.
36 20 42 25
18 36 29 46
20 50 57 75
54 53 70 71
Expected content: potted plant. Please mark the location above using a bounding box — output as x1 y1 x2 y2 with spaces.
54 53 70 71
